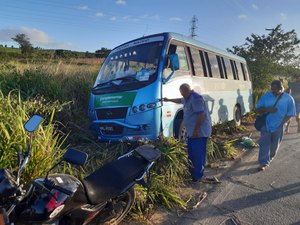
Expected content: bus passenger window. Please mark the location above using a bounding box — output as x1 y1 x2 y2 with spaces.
164 44 190 79
224 58 233 80
176 46 189 71
235 62 244 81
241 63 248 81
204 52 212 77
221 57 228 79
207 52 220 78
199 50 208 77
230 60 239 80
190 48 204 76
216 56 225 79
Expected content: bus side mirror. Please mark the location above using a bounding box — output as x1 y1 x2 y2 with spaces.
169 54 179 71
163 54 179 84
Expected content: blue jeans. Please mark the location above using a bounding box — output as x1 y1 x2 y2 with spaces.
258 126 284 166
187 137 208 180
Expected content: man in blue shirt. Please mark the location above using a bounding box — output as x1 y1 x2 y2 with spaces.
256 80 296 171
164 83 212 182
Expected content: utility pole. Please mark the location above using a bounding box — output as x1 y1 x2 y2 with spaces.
190 15 198 39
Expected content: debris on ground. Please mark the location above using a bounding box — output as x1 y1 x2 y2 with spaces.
240 135 258 148
202 176 221 184
185 191 208 209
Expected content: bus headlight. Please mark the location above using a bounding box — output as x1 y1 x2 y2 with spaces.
147 103 156 109
139 104 146 111
132 106 138 113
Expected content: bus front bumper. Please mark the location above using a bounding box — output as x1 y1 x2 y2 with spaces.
91 120 156 141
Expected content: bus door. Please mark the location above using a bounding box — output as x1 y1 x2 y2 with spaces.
161 42 193 138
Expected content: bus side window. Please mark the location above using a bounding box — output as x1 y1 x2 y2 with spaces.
176 46 189 71
199 50 208 77
165 44 190 79
207 52 220 78
204 52 213 77
216 55 225 79
190 47 204 76
241 63 248 81
224 58 233 80
236 62 244 81
230 60 239 80
221 57 228 79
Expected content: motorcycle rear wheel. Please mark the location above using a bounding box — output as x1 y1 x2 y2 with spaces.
90 188 135 225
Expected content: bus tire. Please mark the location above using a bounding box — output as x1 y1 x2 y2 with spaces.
177 120 188 143
234 105 242 126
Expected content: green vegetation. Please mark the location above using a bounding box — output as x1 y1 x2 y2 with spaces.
0 91 67 182
228 24 300 92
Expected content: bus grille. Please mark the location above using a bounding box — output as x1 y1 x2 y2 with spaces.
96 107 128 120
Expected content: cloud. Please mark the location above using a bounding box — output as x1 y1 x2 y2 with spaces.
77 5 89 10
110 16 117 21
252 4 258 10
238 14 248 20
280 13 287 20
140 14 160 20
169 17 182 21
116 0 126 5
0 27 72 49
122 16 140 22
95 12 105 17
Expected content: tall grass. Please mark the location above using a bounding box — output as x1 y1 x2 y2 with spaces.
0 60 100 145
133 137 189 214
0 91 67 183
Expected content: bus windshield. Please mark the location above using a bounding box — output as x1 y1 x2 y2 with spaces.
93 39 164 94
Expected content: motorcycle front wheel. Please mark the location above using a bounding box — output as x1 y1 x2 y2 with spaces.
89 188 135 225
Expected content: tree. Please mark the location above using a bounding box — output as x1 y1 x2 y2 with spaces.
228 25 300 90
95 47 111 58
11 33 33 55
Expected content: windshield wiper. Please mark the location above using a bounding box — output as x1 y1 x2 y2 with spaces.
92 75 140 92
112 76 139 83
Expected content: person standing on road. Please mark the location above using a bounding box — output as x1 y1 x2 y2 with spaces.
286 76 300 133
256 80 296 171
163 83 212 182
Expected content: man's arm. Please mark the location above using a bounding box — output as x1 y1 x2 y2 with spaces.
163 97 182 104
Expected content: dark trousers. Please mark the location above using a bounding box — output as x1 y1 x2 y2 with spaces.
187 137 208 180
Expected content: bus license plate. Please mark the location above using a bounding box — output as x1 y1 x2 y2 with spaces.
100 125 114 132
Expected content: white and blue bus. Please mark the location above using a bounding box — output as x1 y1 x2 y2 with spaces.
89 32 253 141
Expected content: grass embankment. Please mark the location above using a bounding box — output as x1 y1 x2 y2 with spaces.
0 58 256 218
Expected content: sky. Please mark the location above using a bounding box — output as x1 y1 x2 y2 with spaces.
0 0 300 53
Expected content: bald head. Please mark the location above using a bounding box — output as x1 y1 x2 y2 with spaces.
179 83 192 99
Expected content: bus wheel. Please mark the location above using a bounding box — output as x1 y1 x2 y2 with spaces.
178 120 188 143
234 105 241 126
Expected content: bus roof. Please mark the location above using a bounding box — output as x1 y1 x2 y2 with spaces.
112 32 246 63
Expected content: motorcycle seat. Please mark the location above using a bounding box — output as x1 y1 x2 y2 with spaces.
81 154 148 204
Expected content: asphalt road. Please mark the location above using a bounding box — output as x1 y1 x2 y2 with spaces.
163 123 300 225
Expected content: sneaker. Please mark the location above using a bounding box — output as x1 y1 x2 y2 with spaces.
258 165 268 171
192 178 201 183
